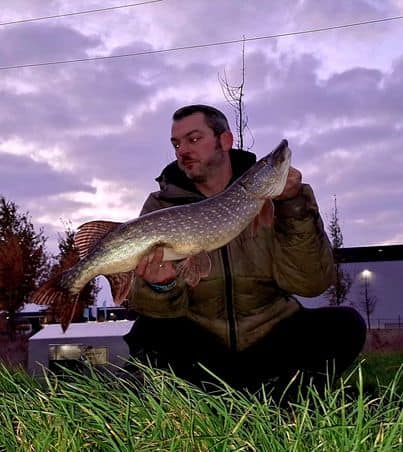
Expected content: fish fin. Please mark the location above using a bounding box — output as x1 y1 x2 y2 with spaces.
31 277 79 332
75 221 122 260
31 276 69 305
176 251 211 287
251 216 260 237
60 299 79 332
259 199 275 227
105 271 135 305
251 199 274 236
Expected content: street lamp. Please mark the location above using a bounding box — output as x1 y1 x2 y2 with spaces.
362 269 372 280
361 269 372 330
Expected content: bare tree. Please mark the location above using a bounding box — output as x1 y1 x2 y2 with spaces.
218 37 254 151
324 195 353 306
358 271 377 331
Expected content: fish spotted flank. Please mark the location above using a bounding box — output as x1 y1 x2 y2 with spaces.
32 140 291 331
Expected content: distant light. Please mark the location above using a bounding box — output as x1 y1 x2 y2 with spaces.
377 248 384 253
362 269 372 279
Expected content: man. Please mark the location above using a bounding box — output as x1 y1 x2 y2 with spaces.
125 105 366 394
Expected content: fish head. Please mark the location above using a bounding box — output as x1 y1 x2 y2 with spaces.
241 139 292 199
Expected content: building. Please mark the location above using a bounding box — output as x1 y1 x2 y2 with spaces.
298 244 403 329
96 306 129 322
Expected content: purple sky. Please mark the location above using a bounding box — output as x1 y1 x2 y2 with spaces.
301 261 402 320
1 1 403 310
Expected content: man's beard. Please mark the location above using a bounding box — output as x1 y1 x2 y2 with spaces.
180 139 225 183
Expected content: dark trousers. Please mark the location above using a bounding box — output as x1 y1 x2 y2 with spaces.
124 306 367 393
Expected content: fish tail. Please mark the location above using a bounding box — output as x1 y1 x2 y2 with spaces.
31 274 79 332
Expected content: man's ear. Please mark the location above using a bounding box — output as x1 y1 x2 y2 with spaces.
220 130 233 152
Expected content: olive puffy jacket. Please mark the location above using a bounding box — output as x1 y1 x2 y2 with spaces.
128 150 335 352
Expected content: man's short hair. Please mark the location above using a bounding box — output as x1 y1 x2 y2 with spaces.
172 105 230 136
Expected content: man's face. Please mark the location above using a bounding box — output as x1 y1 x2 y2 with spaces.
171 112 225 183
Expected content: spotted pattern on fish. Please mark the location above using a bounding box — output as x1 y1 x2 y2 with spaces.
32 140 291 323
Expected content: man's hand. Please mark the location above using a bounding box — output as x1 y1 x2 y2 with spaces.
274 166 302 201
135 246 176 284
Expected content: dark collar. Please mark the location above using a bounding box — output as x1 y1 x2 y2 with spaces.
156 149 257 193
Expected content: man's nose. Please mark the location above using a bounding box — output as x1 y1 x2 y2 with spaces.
176 142 189 156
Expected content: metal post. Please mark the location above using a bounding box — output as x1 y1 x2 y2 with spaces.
364 274 371 331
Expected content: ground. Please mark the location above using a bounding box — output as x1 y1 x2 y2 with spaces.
0 335 28 368
363 328 403 353
0 328 402 370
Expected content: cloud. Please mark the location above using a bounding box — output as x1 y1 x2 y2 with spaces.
0 22 101 65
0 0 402 256
0 151 93 199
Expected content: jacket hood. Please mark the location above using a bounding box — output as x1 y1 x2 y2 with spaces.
156 149 257 197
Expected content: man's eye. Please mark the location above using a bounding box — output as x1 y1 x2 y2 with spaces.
172 143 180 149
190 137 200 143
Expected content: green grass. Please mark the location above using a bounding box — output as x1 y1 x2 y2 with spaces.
0 359 401 451
357 351 403 396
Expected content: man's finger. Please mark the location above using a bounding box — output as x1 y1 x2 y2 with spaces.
276 167 302 200
150 246 164 264
135 255 148 275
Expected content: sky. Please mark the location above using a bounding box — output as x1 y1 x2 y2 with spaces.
1 1 403 314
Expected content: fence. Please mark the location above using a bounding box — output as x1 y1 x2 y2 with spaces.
370 317 403 329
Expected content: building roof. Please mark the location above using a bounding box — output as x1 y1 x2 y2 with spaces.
334 244 403 263
29 320 135 340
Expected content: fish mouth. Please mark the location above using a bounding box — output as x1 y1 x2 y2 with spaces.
271 139 289 165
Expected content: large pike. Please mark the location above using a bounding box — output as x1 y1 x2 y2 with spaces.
32 140 291 331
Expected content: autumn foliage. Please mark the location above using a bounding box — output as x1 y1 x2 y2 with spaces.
0 197 49 336
0 233 25 312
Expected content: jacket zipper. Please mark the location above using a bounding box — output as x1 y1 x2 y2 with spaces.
221 245 237 351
